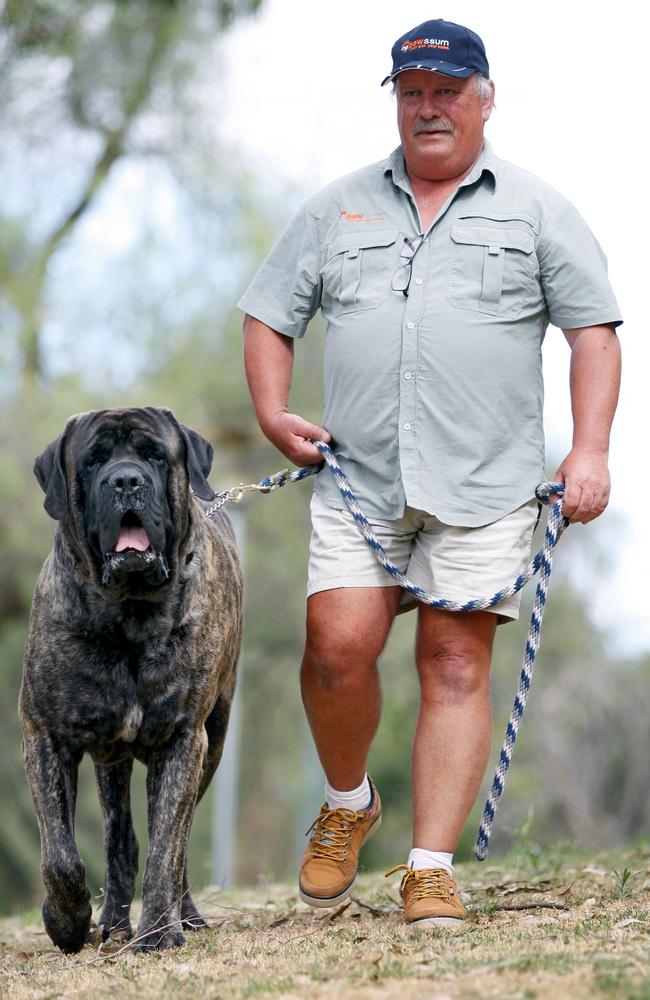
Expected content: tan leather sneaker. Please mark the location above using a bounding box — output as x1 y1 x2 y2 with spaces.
386 865 467 929
299 779 381 907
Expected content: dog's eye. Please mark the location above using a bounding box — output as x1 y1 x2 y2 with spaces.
139 445 166 465
84 448 110 469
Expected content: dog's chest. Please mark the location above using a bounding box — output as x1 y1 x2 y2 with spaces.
113 651 187 747
54 638 188 753
117 701 143 742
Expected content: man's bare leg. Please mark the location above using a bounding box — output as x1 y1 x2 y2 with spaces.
412 607 497 850
300 587 402 790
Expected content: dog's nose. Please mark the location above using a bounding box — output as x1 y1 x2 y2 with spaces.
106 463 147 492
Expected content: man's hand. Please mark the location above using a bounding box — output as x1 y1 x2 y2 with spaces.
553 447 610 524
263 411 332 467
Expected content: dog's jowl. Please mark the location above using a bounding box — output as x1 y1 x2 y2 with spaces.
19 407 243 953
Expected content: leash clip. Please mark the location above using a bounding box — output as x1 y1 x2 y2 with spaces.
228 481 266 504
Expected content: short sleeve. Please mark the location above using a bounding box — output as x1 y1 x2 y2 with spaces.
237 199 322 339
537 201 622 330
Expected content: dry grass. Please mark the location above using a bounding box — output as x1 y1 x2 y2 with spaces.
2 845 649 999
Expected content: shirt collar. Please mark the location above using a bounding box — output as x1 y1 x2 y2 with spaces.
384 139 498 193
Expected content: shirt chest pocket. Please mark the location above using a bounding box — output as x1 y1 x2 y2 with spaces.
320 229 399 314
447 215 536 317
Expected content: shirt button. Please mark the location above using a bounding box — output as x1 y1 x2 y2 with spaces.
407 322 415 330
415 278 423 285
404 372 413 380
403 422 412 431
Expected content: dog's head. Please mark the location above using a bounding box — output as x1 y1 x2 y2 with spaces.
34 407 215 601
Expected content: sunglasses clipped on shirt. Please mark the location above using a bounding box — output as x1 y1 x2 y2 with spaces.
391 234 425 297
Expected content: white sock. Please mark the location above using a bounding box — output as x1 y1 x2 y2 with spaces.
325 774 371 812
408 848 454 876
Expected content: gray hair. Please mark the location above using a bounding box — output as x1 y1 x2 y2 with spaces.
474 74 493 103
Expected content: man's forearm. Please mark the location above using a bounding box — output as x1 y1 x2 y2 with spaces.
555 324 621 523
243 314 294 434
566 325 621 453
242 314 330 466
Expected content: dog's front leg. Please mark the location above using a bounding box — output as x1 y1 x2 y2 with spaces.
94 758 138 942
22 733 92 953
135 729 207 951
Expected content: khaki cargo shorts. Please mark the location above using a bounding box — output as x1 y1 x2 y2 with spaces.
307 493 540 623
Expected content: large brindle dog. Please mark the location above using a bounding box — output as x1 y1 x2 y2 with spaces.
19 407 242 953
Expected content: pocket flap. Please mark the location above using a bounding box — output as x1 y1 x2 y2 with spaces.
451 219 534 254
327 228 399 260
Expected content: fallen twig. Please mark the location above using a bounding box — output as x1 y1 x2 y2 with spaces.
495 900 568 912
350 897 395 918
320 901 351 921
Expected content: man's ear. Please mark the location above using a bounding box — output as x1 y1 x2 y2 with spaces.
34 433 69 520
178 422 215 501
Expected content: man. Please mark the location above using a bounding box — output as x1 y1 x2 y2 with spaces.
239 18 622 928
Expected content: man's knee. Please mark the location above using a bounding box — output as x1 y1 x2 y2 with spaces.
416 644 492 702
302 589 397 689
302 627 380 690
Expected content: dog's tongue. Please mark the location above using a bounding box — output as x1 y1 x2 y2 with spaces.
115 527 150 553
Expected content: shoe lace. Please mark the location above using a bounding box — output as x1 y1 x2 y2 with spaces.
306 806 360 862
385 864 451 900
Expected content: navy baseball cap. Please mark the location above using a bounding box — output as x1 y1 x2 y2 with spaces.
381 19 489 86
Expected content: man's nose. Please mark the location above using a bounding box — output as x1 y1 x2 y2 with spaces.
418 93 442 118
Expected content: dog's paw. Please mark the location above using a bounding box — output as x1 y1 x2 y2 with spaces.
43 893 92 954
94 904 134 944
181 901 208 931
87 920 133 946
133 926 186 952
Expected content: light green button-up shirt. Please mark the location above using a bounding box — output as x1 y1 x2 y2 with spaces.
238 142 622 526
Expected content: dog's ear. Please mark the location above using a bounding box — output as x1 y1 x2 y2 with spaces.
34 433 69 520
178 422 215 501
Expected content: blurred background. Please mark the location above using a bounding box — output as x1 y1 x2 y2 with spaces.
1 0 647 917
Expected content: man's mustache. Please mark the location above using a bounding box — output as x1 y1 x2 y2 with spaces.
412 118 455 135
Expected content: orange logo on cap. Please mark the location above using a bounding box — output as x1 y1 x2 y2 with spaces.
401 37 450 54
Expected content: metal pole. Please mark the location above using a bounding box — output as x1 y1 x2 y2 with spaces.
211 508 245 889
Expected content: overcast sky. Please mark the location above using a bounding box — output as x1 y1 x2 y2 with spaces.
213 0 649 652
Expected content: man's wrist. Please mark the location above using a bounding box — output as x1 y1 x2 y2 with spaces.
259 407 288 435
570 442 609 457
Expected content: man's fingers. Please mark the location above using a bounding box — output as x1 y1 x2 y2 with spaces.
553 452 611 524
560 482 582 519
300 423 331 444
290 442 326 465
573 488 595 524
285 415 331 444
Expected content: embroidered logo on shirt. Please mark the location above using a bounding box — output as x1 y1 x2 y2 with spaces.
339 210 385 223
401 37 450 54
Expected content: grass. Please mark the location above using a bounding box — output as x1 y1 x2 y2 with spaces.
1 845 649 999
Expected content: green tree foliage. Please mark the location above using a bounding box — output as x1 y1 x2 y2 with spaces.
0 0 263 389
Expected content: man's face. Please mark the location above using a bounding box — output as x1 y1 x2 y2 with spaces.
396 69 494 182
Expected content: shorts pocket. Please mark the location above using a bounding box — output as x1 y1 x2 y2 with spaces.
447 213 536 316
320 228 399 314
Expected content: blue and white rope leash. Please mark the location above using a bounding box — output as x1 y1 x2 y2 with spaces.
204 441 569 859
